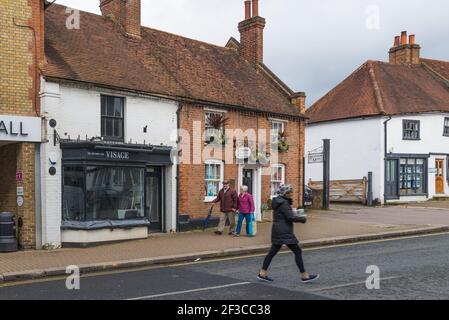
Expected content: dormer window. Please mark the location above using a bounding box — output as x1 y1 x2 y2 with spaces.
403 120 420 140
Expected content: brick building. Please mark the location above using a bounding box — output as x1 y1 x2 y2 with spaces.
1 0 306 247
0 0 44 248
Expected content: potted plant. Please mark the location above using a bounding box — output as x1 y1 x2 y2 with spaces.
277 130 289 153
205 113 230 146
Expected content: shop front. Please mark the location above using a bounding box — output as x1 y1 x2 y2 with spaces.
385 154 429 202
0 115 42 249
60 141 173 246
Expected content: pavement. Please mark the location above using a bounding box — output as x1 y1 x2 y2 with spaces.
1 205 449 283
1 232 449 300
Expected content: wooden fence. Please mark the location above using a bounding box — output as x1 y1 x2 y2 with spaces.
308 177 368 204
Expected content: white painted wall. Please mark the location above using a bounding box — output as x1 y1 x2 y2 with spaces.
387 113 449 200
306 113 449 205
387 113 449 155
40 80 179 247
305 117 384 201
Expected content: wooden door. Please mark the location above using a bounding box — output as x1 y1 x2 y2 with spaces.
436 159 444 194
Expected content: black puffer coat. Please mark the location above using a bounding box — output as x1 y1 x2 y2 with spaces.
271 196 306 245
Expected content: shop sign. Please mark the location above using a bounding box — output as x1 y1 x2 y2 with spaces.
0 115 41 143
308 152 324 164
429 168 437 174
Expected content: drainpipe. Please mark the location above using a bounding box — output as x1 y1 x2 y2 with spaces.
383 115 392 203
175 104 182 232
383 115 392 159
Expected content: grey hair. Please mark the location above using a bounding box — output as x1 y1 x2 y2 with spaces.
240 185 249 192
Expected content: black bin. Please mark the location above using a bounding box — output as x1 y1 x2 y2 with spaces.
0 212 18 252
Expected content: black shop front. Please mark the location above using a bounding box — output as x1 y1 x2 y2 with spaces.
60 141 173 243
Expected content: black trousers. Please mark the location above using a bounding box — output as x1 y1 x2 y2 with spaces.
262 244 306 273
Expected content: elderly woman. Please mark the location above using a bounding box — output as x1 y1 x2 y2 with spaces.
235 185 255 237
257 184 319 283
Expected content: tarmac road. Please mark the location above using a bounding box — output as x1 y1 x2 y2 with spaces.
1 232 449 300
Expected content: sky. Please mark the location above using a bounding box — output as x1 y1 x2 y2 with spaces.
54 0 449 107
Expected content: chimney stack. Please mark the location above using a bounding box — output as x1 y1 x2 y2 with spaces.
238 0 266 65
100 0 141 39
389 31 421 65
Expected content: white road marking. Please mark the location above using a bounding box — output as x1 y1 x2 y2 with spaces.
309 276 402 292
125 281 251 300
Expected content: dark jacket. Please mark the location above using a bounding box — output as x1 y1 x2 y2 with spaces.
213 188 238 213
271 196 306 245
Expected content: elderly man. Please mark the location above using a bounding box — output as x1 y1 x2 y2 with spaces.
211 180 238 235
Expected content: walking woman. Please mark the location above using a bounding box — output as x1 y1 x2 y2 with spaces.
235 186 255 237
257 184 319 283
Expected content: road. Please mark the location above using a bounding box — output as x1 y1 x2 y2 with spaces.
1 233 449 300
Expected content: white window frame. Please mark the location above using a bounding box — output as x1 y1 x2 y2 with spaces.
205 111 226 144
271 164 286 198
204 159 224 202
270 121 285 150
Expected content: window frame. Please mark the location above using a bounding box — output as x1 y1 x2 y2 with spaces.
204 159 224 202
399 158 426 196
270 120 285 151
270 163 286 198
402 119 420 141
101 95 125 142
204 111 226 144
443 117 449 137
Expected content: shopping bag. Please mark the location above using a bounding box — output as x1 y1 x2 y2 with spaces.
249 213 257 236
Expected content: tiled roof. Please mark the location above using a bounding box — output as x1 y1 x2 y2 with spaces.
306 60 449 124
43 4 302 118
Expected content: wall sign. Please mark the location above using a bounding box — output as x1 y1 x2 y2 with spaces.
235 147 251 159
0 115 41 142
16 187 24 196
16 171 23 182
308 152 324 164
17 196 24 207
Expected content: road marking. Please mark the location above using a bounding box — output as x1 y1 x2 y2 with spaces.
125 282 251 300
2 231 448 287
309 276 402 292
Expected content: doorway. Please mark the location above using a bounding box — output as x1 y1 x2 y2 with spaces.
436 159 444 194
146 167 163 232
385 159 399 199
242 169 254 195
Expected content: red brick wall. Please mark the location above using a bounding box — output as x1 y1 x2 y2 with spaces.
178 102 305 219
100 0 141 38
238 17 266 65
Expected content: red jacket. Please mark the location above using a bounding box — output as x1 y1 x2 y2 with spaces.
213 188 238 212
238 193 255 214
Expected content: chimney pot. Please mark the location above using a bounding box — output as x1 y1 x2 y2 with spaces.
394 36 400 46
252 0 259 17
244 1 251 19
409 34 415 45
401 31 407 45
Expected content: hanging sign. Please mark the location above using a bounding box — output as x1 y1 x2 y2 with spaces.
308 152 324 164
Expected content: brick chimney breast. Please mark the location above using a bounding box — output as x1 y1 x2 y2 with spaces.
100 0 141 39
238 0 266 65
389 31 421 65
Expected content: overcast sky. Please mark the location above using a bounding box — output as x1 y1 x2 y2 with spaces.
55 0 449 106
